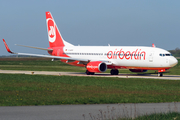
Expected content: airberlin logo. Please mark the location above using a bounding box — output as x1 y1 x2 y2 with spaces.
47 18 56 43
49 26 55 38
87 65 98 69
107 49 146 60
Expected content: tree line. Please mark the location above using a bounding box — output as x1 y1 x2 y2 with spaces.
169 48 180 57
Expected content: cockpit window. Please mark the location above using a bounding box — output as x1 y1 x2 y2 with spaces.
159 53 172 57
165 54 172 56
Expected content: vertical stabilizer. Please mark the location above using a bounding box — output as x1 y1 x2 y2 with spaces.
46 12 74 47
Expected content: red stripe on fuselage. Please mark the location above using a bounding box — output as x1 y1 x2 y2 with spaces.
107 65 170 70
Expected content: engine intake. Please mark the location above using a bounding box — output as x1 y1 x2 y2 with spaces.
86 61 107 73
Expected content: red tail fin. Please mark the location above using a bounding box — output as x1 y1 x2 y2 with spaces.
46 12 66 48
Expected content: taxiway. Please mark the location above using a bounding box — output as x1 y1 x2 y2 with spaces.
0 102 179 120
0 70 180 80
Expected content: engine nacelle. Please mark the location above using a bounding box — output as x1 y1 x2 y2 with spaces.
129 69 148 72
86 61 107 73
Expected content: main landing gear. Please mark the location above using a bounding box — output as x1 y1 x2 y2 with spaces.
110 69 119 75
86 69 119 75
86 70 95 75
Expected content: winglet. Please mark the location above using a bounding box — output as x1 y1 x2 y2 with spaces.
2 39 14 54
152 43 155 48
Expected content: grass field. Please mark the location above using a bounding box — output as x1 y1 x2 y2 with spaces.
1 73 180 106
0 57 179 75
133 112 180 120
92 112 180 120
120 112 180 120
0 58 180 107
0 58 86 72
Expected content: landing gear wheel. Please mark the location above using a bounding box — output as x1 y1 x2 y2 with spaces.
110 69 114 75
110 69 119 75
158 73 163 77
86 70 90 75
115 69 119 75
90 72 95 75
86 70 95 75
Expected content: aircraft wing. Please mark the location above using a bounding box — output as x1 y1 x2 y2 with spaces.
15 44 53 51
2 39 112 65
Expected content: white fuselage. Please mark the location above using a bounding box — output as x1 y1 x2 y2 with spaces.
63 46 178 70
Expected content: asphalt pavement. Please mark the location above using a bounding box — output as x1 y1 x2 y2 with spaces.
0 102 179 120
1 70 180 80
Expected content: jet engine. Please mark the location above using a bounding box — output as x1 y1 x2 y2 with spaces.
129 69 148 72
86 61 107 73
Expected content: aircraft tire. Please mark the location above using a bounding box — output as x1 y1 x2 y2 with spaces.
110 69 115 75
158 73 163 77
115 69 119 75
86 70 95 75
90 72 95 75
111 69 119 75
86 70 90 75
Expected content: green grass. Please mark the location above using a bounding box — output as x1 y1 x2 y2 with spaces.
0 58 86 72
1 73 180 106
0 58 180 106
116 112 180 120
133 112 180 120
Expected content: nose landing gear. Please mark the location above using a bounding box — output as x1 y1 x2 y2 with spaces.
157 69 166 77
158 72 163 77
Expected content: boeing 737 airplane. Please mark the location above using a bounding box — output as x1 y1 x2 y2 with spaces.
3 11 178 77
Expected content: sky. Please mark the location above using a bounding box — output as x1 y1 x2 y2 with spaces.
0 0 180 56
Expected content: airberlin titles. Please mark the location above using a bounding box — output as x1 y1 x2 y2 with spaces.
53 48 146 60
107 49 146 60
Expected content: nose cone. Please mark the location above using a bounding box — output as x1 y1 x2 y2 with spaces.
169 57 178 67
